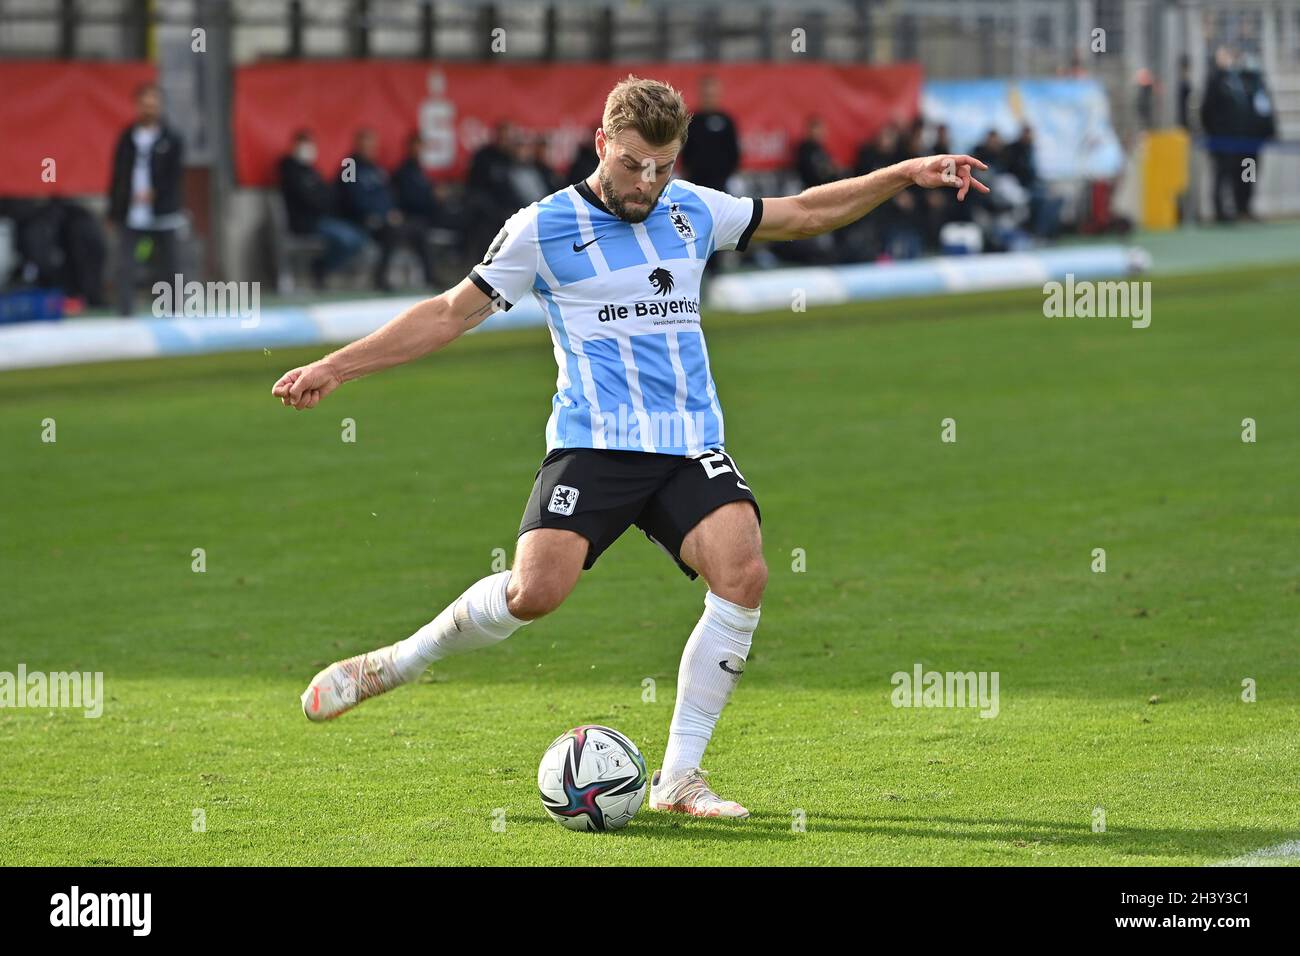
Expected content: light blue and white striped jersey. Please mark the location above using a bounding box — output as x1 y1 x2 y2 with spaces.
469 179 763 457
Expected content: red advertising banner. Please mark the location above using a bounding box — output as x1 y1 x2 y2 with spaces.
0 62 157 197
234 61 921 187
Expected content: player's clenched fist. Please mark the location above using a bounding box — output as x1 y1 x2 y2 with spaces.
271 359 343 410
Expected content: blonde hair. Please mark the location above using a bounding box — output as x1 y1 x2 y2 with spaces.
601 75 691 147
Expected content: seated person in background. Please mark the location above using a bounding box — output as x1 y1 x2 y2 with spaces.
338 127 434 292
973 128 1007 173
884 122 928 259
465 121 526 253
565 121 600 185
507 132 558 205
970 128 1032 251
393 131 441 226
278 129 367 288
852 122 921 260
920 122 961 250
393 132 465 278
782 115 847 264
1004 125 1060 238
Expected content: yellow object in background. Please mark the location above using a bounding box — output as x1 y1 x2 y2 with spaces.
1140 129 1190 230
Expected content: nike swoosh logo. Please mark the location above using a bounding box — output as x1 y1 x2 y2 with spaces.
718 660 744 676
572 236 603 252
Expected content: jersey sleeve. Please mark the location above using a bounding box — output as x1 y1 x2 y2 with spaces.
467 205 539 310
689 183 764 253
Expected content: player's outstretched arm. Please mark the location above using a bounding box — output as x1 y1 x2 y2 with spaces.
270 277 501 410
752 154 990 243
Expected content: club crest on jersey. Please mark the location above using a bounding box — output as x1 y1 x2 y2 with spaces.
548 484 579 516
668 202 695 241
648 267 675 296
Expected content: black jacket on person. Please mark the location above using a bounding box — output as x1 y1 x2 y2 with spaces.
278 155 337 234
337 157 395 229
1004 139 1038 188
682 111 740 191
794 139 838 188
392 157 438 220
107 123 184 224
1201 67 1251 138
1202 67 1276 149
466 143 518 201
1239 69 1278 140
566 145 598 186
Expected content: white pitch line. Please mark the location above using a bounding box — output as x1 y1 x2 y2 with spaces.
1211 839 1300 867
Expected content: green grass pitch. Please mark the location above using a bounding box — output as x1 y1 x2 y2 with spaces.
1 263 1297 866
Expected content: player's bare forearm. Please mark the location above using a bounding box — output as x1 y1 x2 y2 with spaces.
326 296 462 384
791 162 915 237
271 276 498 410
753 154 989 243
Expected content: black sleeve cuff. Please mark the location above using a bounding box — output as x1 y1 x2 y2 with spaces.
468 269 513 311
735 197 763 252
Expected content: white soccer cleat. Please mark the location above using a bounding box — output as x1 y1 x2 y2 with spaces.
648 768 750 819
301 644 405 722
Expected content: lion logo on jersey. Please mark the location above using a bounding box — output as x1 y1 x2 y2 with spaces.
668 202 696 241
648 267 675 297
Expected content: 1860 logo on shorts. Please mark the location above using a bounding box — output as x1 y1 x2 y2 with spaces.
548 485 579 516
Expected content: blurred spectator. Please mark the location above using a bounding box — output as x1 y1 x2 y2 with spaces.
533 135 565 195
682 75 740 191
393 130 466 277
794 116 840 188
1176 54 1194 130
466 122 525 252
973 129 1007 171
1237 61 1277 219
507 133 557 205
854 123 901 175
1201 47 1276 221
971 128 1032 251
107 82 184 315
468 122 521 201
884 123 926 259
1006 125 1061 238
338 128 433 291
931 123 952 157
393 132 440 223
1 197 107 306
1134 67 1156 129
566 127 599 186
278 129 367 289
1004 127 1037 188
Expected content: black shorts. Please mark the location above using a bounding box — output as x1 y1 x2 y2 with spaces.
517 447 761 580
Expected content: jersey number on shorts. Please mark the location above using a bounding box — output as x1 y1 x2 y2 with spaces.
694 450 750 491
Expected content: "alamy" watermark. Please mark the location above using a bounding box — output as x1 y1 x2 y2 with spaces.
1043 274 1151 329
152 274 261 327
890 662 999 718
0 664 104 718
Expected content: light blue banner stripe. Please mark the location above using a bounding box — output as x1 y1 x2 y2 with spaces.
0 246 1147 371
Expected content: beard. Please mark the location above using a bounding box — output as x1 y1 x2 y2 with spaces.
598 168 661 223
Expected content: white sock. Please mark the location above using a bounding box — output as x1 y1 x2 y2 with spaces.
662 590 760 774
391 570 530 682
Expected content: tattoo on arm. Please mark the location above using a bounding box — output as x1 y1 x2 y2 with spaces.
465 297 501 322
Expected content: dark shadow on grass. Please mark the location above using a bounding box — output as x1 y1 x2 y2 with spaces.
539 810 1298 861
765 811 1298 861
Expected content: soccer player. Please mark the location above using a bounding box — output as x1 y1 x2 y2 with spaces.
272 77 987 818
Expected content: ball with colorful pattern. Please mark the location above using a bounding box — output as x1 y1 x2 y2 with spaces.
537 724 648 831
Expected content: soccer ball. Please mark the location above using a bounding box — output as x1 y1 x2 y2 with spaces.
537 724 648 831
